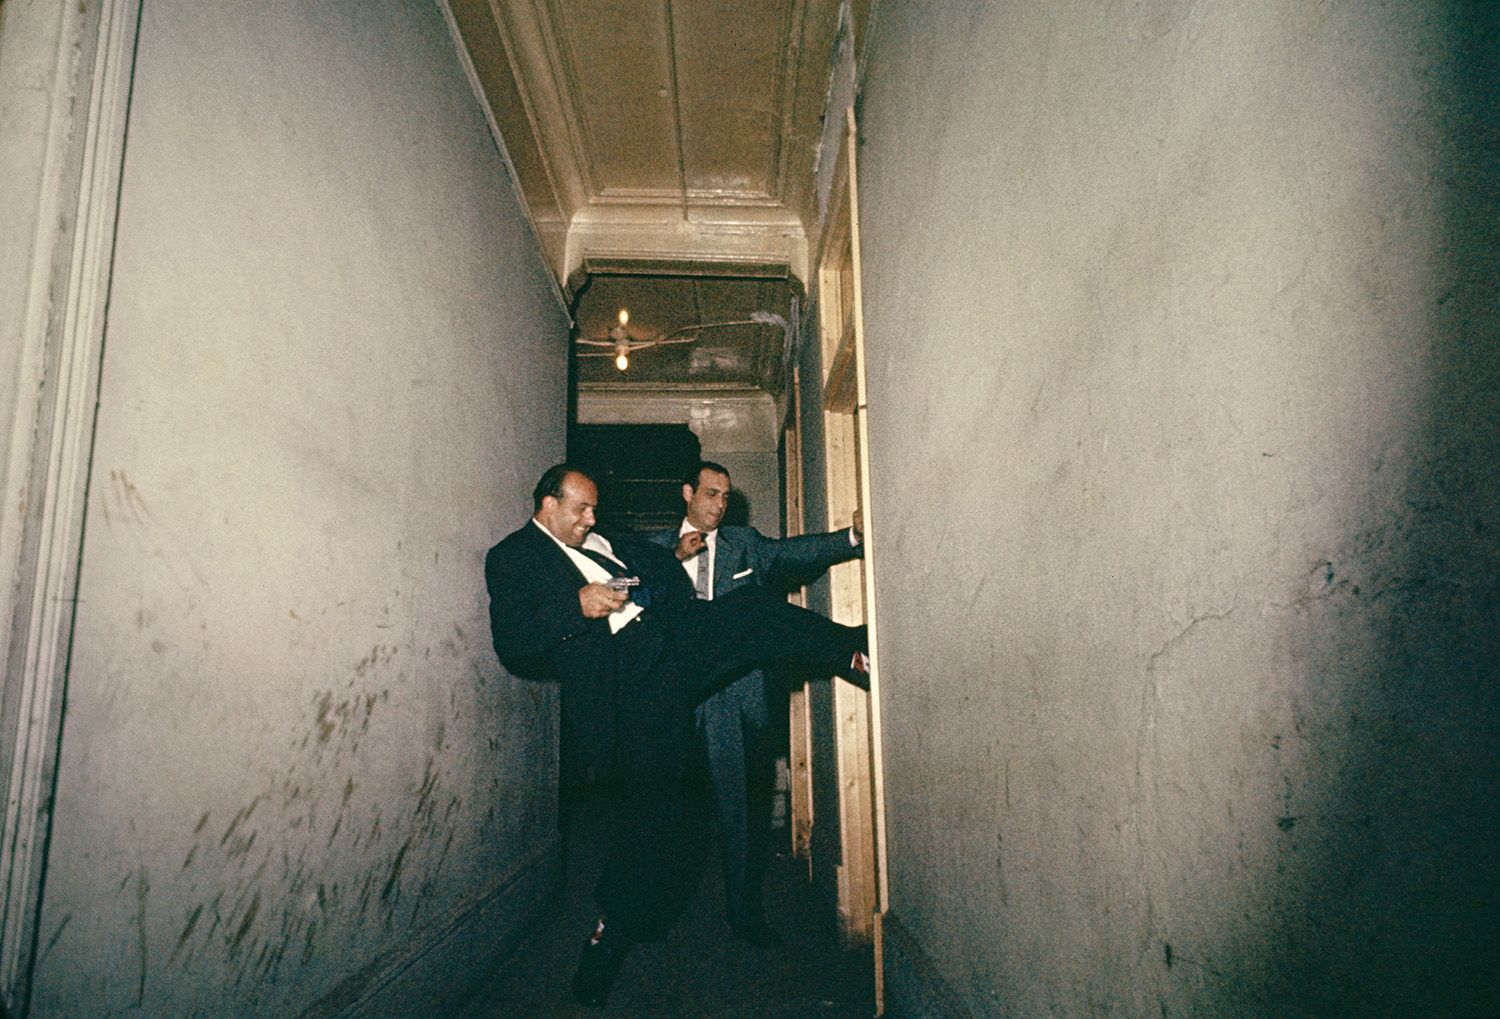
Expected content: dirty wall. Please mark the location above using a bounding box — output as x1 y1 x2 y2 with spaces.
857 3 1498 1016
28 2 568 1015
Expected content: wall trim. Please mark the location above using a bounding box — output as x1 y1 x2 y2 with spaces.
576 388 781 453
882 912 976 1019
298 837 562 1019
437 0 572 321
0 0 141 1013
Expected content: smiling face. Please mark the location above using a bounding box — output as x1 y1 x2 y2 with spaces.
683 467 730 532
536 471 598 547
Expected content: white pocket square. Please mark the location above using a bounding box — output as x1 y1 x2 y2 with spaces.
732 568 754 580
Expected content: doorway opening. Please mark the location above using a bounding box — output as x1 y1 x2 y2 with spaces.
567 423 702 535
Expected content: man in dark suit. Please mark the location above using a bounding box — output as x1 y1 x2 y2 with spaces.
649 461 862 948
484 463 868 1006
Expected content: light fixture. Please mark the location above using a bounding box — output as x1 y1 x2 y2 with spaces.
576 308 789 373
612 310 630 371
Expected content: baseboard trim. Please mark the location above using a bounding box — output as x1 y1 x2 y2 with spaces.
883 912 975 1019
299 836 562 1019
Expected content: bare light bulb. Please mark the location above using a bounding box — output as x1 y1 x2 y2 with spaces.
617 308 630 326
614 349 629 371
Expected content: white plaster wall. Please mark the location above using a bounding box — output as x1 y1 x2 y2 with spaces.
707 451 781 537
29 2 568 1015
857 3 1498 1016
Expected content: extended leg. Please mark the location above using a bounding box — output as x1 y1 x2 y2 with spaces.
674 588 867 701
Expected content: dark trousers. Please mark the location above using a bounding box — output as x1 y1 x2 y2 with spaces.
593 588 864 938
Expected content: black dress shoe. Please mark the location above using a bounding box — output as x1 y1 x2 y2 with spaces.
571 918 632 1007
730 920 784 949
836 650 872 690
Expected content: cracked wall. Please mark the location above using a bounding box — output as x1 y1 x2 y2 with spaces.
27 2 567 1015
857 3 1497 1016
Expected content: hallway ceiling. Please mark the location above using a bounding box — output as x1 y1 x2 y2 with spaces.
573 271 798 392
447 0 858 402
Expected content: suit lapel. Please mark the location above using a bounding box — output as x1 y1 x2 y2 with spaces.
712 528 743 597
524 520 591 591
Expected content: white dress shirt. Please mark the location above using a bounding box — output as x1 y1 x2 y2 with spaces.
677 518 716 599
532 519 643 633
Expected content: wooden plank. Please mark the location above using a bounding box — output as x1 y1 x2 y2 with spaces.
823 408 876 943
813 150 850 290
842 103 890 1014
821 316 859 413
817 262 843 382
814 105 881 960
788 685 813 866
783 367 815 869
845 104 891 922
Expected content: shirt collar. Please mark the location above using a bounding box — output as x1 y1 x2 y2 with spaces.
679 518 717 543
532 517 562 547
533 518 613 556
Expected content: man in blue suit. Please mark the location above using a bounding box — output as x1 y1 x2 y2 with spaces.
649 461 863 947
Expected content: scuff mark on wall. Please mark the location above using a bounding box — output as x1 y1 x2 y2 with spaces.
380 838 411 910
39 914 72 969
135 869 150 1007
104 469 210 589
172 904 203 963
1128 599 1241 996
24 1 569 1010
156 658 496 994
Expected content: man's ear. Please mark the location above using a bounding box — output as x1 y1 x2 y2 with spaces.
681 483 695 505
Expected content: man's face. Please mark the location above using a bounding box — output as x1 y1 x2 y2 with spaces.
683 469 730 532
538 472 598 547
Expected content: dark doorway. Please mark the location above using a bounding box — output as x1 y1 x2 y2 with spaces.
568 423 700 534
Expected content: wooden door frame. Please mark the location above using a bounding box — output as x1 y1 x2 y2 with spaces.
781 367 818 874
812 108 889 999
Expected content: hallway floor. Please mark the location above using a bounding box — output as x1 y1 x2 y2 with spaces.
451 793 874 1018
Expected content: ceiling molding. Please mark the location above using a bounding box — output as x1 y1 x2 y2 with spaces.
449 0 843 286
448 1 844 414
490 0 592 214
580 257 793 281
577 388 782 453
565 218 808 289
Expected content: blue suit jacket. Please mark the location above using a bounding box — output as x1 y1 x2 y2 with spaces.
646 523 862 615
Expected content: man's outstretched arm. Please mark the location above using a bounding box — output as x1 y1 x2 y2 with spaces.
747 525 863 589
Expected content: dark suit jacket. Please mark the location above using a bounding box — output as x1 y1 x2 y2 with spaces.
485 519 691 774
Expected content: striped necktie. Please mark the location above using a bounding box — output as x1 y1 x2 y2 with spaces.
694 542 711 600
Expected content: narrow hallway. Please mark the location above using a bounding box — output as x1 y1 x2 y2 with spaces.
452 790 873 1018
6 3 1497 1016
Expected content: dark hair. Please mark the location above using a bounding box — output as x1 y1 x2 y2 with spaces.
683 460 731 490
533 462 592 511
